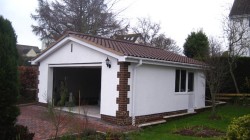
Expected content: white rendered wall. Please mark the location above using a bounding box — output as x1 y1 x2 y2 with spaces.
127 64 133 116
240 17 250 56
230 17 250 56
244 17 250 56
100 57 119 116
194 72 205 109
37 41 119 116
131 64 205 116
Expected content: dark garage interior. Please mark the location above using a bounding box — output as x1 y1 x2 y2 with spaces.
53 67 101 107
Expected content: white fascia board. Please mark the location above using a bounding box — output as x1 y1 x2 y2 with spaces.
31 36 126 65
125 56 203 70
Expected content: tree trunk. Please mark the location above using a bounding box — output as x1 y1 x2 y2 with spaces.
210 85 216 117
211 92 216 117
229 62 240 93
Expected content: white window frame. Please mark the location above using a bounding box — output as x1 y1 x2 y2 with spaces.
175 69 194 93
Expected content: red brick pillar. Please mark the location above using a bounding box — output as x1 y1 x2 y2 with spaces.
116 62 131 125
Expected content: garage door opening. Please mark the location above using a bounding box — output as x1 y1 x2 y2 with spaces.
52 67 101 118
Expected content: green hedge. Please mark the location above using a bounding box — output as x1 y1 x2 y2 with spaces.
18 66 38 103
220 57 250 93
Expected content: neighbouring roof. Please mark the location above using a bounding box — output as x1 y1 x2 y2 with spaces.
111 33 142 43
229 0 250 17
17 44 41 55
37 31 204 66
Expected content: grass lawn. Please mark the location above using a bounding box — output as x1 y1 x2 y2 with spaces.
128 104 250 140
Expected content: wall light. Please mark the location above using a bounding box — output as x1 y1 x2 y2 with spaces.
105 57 111 68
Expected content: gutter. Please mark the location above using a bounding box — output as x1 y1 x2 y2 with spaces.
123 56 203 70
132 59 142 126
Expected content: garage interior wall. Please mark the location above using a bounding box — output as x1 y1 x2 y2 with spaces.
53 67 101 106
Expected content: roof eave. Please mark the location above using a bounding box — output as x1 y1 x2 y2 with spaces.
230 14 250 19
31 37 71 65
31 36 126 65
124 56 203 70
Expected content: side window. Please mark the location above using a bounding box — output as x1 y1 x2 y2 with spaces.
175 69 194 92
188 72 194 92
180 70 186 92
175 70 180 92
175 70 187 92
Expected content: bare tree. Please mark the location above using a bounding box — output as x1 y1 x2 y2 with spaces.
45 82 72 139
31 0 125 46
132 17 160 45
203 56 228 117
209 36 223 56
203 38 228 117
132 17 181 54
47 102 72 139
151 34 181 54
223 16 250 93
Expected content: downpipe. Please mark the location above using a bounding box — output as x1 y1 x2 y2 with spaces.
132 59 142 126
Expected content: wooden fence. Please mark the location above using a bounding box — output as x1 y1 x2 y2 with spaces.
216 93 250 102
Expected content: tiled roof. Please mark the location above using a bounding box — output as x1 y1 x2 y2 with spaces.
17 44 41 55
111 33 142 43
229 0 250 17
39 31 203 66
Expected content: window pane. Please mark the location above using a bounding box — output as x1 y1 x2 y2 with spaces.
180 70 186 92
188 72 194 92
175 70 180 92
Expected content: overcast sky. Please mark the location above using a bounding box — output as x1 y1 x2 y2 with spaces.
0 0 234 49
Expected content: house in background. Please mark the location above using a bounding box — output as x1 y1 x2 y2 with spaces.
17 44 41 57
17 44 41 65
111 33 142 43
229 0 250 56
31 31 205 126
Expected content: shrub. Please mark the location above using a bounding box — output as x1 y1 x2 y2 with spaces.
81 128 99 137
105 131 130 140
0 15 20 139
18 66 38 101
226 114 250 140
57 81 69 106
14 125 35 140
2 125 34 140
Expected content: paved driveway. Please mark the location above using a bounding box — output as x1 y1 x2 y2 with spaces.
17 104 136 140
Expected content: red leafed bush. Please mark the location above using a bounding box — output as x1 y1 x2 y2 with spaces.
18 66 38 100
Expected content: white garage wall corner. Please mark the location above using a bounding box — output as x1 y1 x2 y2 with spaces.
127 63 134 116
100 57 119 116
194 71 206 109
47 67 53 103
37 61 49 103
